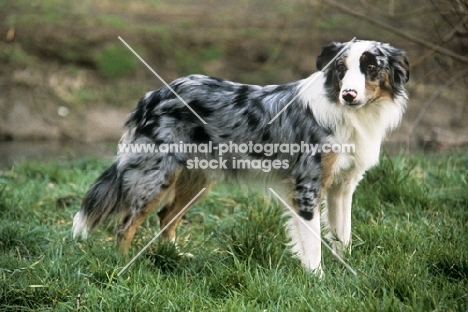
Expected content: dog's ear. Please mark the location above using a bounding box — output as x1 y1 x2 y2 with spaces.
316 42 346 71
381 44 410 84
391 52 410 84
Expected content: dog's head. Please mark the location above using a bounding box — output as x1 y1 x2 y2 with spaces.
316 40 409 108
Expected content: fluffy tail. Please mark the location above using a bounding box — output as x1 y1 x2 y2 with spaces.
72 163 124 239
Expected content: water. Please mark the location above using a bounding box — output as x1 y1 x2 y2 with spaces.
0 141 115 169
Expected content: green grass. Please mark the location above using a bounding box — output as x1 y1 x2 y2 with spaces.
1 152 467 311
95 44 143 79
0 46 40 67
174 45 224 76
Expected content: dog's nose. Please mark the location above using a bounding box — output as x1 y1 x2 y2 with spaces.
342 89 357 103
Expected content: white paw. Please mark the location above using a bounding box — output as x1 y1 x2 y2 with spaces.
178 252 194 259
314 265 324 279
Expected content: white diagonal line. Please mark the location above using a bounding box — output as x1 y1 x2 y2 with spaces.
268 37 356 124
117 188 207 276
118 36 207 125
268 188 357 275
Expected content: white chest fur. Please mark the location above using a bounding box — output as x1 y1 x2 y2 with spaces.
299 73 404 183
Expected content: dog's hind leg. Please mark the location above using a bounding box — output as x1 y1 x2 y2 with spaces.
158 170 212 242
116 168 180 253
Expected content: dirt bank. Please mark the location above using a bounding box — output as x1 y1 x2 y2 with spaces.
1 1 467 153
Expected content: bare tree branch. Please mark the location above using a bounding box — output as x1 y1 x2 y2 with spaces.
410 15 468 67
326 0 468 64
357 0 436 19
406 69 468 152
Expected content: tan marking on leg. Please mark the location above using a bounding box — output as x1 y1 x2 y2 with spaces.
321 152 337 190
117 171 180 253
158 170 212 241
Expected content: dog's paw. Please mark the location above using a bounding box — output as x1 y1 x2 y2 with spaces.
314 265 324 279
173 243 194 259
178 252 194 259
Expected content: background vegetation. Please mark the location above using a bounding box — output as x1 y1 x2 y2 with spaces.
0 0 467 150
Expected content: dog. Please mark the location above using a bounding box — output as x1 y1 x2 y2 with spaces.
73 40 409 274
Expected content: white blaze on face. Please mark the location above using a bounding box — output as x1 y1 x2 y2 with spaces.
340 41 373 106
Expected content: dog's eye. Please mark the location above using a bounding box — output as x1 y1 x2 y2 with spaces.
337 64 346 71
367 64 377 71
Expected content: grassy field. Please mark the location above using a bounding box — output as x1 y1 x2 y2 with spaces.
1 152 467 311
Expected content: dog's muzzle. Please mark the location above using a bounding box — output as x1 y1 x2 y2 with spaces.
341 89 358 104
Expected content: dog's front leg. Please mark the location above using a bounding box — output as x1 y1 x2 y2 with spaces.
326 180 357 256
287 178 323 275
